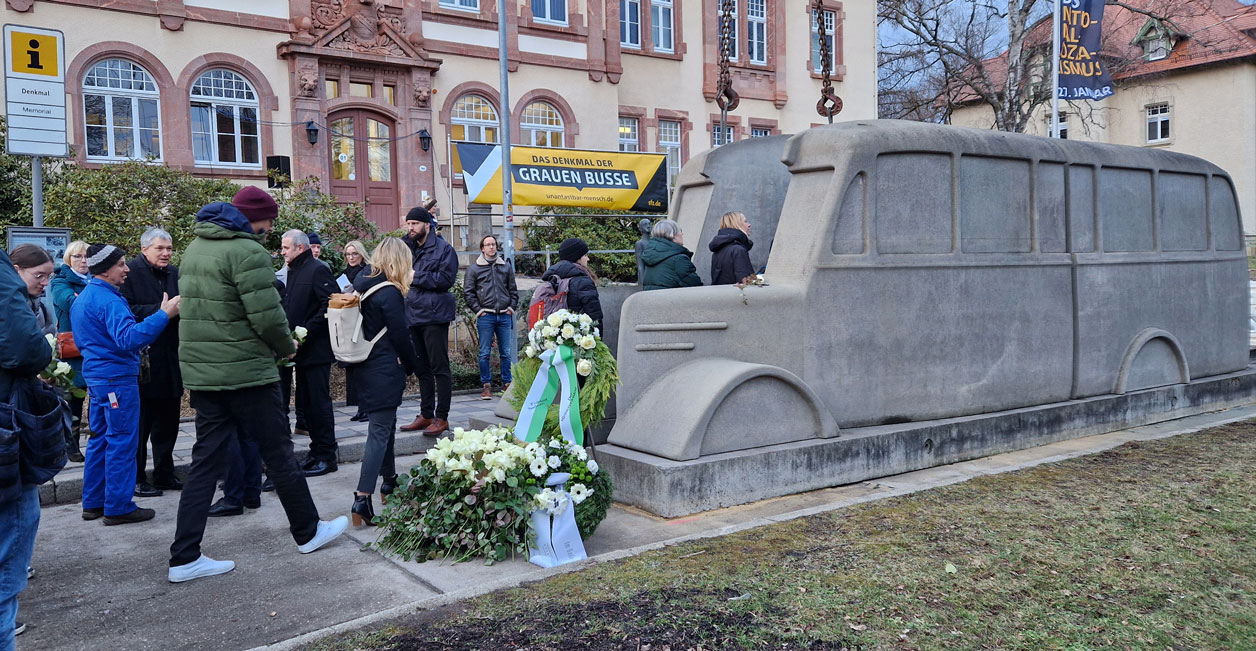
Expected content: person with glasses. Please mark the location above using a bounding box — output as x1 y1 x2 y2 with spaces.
341 240 370 422
9 244 56 336
51 241 90 462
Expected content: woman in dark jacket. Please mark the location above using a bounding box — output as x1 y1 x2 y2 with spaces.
348 237 422 527
49 240 90 462
640 219 702 291
540 238 603 328
709 210 755 285
341 239 370 421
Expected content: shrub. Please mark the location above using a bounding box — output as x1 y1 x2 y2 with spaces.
264 175 378 273
521 207 647 282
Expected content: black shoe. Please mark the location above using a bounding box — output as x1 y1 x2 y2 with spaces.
350 412 368 422
351 493 376 527
82 507 104 521
103 507 156 526
299 456 317 470
380 474 398 503
134 483 163 498
302 459 337 477
261 478 275 492
207 499 244 517
153 477 184 491
68 450 84 463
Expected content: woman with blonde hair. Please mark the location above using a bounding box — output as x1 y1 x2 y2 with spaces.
709 210 755 285
341 239 371 421
347 237 421 526
50 240 90 462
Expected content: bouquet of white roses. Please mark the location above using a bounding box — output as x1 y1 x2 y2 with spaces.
525 433 612 537
41 334 84 398
523 309 599 377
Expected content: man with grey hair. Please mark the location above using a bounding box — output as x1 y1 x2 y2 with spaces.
280 229 338 475
121 227 184 496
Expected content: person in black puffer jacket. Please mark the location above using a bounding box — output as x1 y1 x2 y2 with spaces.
709 210 755 285
541 238 603 329
347 238 422 527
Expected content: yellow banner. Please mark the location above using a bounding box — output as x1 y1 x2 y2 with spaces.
456 143 668 212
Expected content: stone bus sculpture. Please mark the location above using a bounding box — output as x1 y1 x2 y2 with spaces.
599 120 1252 516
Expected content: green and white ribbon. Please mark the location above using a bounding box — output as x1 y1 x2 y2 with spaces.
515 345 584 446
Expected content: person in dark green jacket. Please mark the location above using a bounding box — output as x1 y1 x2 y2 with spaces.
168 186 347 584
640 219 703 291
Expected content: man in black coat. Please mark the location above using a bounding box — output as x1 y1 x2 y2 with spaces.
120 227 183 496
399 206 459 436
280 230 338 476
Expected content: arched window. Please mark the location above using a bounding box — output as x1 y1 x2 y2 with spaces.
82 59 161 160
450 94 499 177
189 69 260 166
521 101 563 148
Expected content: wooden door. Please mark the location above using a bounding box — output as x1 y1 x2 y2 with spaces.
328 110 398 231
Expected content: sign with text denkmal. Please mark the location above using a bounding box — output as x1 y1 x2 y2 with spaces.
4 24 68 157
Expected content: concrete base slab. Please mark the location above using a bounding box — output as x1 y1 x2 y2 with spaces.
598 367 1256 517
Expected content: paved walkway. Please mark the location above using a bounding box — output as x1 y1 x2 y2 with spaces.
12 403 1256 651
38 391 504 505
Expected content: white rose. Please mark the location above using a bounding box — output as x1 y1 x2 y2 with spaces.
547 455 562 469
544 341 557 351
54 361 71 376
586 459 599 474
578 313 593 326
579 335 596 350
561 324 576 339
45 333 56 350
546 313 563 327
294 326 308 340
576 359 593 376
542 325 558 338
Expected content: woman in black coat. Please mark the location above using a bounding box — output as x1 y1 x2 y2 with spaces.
347 238 422 527
341 239 370 421
709 210 755 285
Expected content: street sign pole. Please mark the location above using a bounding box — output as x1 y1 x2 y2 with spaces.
496 0 515 267
31 155 41 226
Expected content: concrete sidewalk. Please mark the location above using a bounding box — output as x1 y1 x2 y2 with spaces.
14 403 1256 651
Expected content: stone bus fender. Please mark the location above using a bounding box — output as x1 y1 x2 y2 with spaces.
1114 327 1190 394
606 358 839 462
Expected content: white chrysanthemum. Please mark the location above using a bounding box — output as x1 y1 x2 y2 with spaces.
574 447 588 461
586 459 599 474
525 345 538 358
529 457 548 477
576 359 593 376
547 455 562 469
544 341 557 351
546 313 563 327
568 483 592 504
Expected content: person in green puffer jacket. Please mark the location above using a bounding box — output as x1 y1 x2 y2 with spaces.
168 186 347 585
640 219 703 291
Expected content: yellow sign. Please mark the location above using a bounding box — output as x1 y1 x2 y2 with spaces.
456 143 669 212
9 31 57 77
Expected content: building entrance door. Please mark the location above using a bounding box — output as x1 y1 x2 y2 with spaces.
328 110 398 231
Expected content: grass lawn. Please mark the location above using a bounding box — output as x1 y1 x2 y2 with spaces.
311 421 1256 650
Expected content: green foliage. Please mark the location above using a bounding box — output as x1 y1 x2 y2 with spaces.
42 160 238 259
0 117 68 242
521 206 644 282
508 340 619 439
264 175 378 273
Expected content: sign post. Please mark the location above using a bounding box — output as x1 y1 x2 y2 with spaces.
4 24 68 226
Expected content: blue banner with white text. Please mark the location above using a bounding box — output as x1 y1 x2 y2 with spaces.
1058 0 1114 101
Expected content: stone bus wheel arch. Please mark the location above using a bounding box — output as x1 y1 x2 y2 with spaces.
1114 328 1190 394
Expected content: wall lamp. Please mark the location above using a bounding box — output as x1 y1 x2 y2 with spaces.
419 128 432 152
306 121 319 145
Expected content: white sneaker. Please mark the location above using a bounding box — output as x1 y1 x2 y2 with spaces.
297 516 349 554
168 554 236 583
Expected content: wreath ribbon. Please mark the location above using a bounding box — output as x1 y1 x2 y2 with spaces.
514 345 584 446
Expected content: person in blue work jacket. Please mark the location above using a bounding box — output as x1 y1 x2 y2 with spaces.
71 244 180 526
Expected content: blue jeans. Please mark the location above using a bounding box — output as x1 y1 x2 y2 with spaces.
83 381 141 517
477 313 515 385
222 428 261 506
0 485 40 651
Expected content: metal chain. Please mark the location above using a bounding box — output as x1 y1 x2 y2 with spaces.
814 0 842 123
715 0 739 137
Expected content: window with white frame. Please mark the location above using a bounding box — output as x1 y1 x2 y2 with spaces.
659 119 681 186
1146 103 1170 143
811 9 836 73
747 0 767 64
450 94 499 177
719 1 738 60
83 59 161 161
521 101 564 148
651 0 674 52
532 0 566 24
618 117 639 152
1056 113 1068 140
439 0 478 9
750 127 771 138
1145 36 1170 61
712 124 734 147
621 0 641 47
190 69 260 166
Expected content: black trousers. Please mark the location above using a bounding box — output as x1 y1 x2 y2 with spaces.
280 363 336 461
410 323 452 420
170 383 320 567
355 409 397 494
136 394 181 484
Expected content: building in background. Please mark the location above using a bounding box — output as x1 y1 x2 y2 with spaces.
1 0 875 249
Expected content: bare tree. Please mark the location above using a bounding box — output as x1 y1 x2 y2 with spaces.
878 0 1216 132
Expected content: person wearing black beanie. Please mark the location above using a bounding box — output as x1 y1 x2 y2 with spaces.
397 204 459 436
540 237 603 329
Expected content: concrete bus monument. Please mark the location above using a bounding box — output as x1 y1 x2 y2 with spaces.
599 120 1254 517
